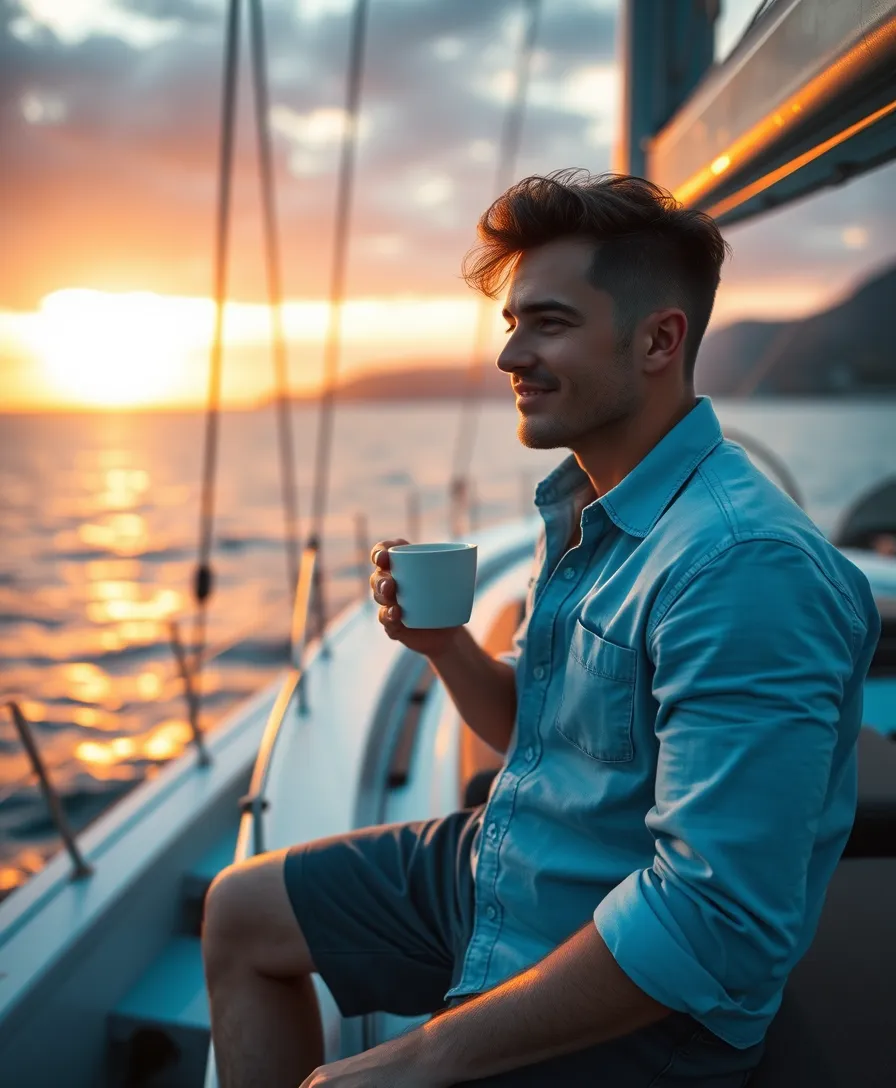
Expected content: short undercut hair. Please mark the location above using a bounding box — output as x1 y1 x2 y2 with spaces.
463 169 729 381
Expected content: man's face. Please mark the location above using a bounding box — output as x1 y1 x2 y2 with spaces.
497 237 642 452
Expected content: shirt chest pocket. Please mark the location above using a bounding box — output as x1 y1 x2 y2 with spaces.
553 620 637 763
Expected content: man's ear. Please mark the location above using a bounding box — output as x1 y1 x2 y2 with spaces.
642 309 688 375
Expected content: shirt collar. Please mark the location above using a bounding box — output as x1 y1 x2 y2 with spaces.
534 396 724 539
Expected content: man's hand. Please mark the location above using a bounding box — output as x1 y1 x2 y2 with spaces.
298 1032 449 1088
369 539 464 659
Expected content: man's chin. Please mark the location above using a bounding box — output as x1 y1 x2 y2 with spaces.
517 418 568 450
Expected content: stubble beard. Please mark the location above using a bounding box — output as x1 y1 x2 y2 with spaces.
517 412 572 450
517 388 637 451
516 344 640 451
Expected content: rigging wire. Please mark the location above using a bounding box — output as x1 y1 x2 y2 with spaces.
190 0 241 683
449 0 542 539
307 0 371 636
247 0 302 600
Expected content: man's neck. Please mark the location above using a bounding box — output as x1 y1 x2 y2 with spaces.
573 393 697 498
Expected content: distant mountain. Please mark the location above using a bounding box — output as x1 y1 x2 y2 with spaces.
696 262 896 396
694 320 791 396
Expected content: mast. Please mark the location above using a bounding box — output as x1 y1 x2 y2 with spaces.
615 0 717 179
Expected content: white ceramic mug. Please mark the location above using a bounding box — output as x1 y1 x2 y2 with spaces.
387 542 478 629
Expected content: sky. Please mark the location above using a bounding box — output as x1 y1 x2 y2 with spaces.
1 0 894 410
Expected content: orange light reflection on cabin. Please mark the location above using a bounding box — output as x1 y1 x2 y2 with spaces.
667 17 896 210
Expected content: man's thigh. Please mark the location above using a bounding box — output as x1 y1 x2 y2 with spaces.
450 1015 764 1087
284 807 480 1019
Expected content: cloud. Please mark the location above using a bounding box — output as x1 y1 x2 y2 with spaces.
3 0 892 323
0 0 618 308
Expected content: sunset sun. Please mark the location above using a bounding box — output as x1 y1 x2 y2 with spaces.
35 289 192 408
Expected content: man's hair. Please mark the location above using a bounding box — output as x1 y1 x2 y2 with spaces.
463 169 729 381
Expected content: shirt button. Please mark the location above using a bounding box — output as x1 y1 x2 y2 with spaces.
486 821 498 839
525 746 535 762
486 905 497 920
533 665 546 680
563 567 576 580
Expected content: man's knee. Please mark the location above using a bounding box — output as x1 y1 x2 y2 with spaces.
202 862 252 971
201 850 315 982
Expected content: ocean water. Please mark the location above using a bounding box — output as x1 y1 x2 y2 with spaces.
1 398 894 896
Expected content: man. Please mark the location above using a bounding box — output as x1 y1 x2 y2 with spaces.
202 171 881 1086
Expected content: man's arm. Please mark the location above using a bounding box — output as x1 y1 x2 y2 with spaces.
414 921 668 1082
429 626 518 755
299 923 666 1087
593 539 866 1043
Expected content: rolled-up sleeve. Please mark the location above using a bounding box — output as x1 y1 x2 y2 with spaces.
593 539 864 1046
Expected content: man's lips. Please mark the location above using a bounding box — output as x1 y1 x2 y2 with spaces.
514 381 557 397
515 385 556 398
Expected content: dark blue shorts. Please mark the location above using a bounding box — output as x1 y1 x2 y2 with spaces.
284 808 764 1086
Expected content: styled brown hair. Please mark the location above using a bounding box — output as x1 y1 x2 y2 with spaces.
463 169 729 380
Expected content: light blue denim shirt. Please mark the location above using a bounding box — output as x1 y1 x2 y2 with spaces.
446 396 881 1048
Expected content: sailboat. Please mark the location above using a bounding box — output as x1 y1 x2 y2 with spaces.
1 1 895 1086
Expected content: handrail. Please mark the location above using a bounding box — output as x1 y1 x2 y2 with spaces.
723 426 805 509
3 701 93 881
238 543 319 856
238 668 302 857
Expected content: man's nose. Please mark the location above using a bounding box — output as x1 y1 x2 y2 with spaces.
496 334 536 375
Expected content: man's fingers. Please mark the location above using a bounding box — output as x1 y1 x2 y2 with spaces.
378 603 403 634
370 538 409 569
369 572 396 605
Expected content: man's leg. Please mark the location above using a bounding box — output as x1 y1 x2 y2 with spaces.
201 810 480 1088
202 848 322 1088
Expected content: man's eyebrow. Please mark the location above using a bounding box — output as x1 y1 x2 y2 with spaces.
501 299 584 320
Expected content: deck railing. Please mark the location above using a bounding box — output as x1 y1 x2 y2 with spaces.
237 541 318 858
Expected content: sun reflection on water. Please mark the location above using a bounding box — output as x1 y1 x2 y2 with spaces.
71 706 107 729
78 513 148 555
85 559 143 583
100 468 150 509
86 585 181 624
62 662 112 705
0 849 45 895
136 672 162 699
115 620 163 643
75 718 193 769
